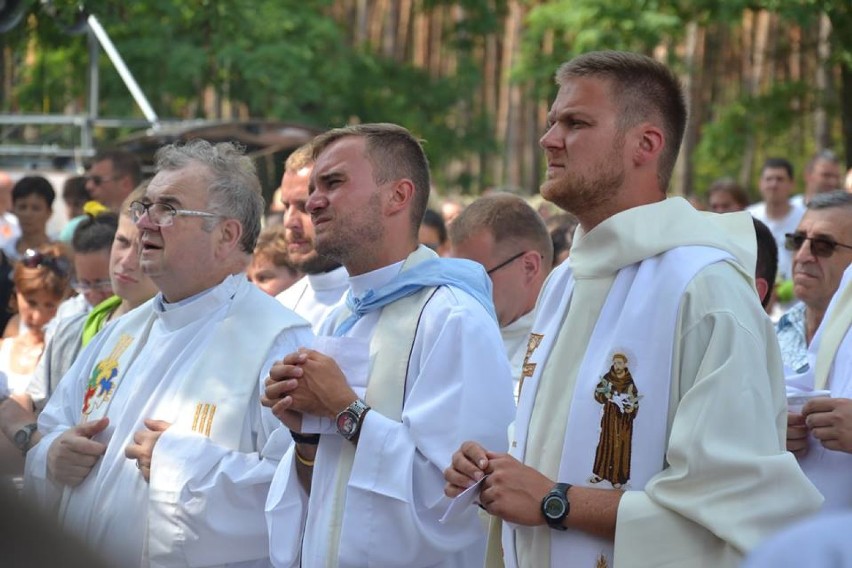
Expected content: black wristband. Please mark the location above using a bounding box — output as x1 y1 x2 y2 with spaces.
290 431 320 445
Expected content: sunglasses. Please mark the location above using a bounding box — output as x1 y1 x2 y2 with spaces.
784 232 852 258
21 248 71 277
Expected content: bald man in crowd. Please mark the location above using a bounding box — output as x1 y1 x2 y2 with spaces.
449 193 553 402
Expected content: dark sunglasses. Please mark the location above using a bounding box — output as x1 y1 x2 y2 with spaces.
21 248 71 277
784 232 852 258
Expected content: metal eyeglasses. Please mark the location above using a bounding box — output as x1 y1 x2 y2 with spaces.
128 201 222 227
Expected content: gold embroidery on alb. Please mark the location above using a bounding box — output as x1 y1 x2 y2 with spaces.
518 333 544 398
204 404 217 437
192 403 217 437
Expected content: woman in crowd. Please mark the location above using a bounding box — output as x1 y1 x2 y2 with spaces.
0 243 72 399
248 224 301 296
2 176 55 261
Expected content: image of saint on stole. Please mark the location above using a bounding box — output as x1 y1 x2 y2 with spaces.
589 353 641 489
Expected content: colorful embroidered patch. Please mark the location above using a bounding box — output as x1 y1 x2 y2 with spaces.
589 352 643 489
82 334 134 417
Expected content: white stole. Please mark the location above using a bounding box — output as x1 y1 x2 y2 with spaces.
506 246 732 568
325 246 440 566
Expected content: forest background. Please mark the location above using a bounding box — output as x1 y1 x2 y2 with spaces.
1 0 851 202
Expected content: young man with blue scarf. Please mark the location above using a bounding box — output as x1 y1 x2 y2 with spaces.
262 123 516 567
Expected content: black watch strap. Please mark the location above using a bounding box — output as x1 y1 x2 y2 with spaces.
541 482 572 531
290 431 320 445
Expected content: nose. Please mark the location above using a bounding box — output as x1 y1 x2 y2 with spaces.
134 208 158 231
305 192 324 215
794 238 816 263
284 205 301 231
123 241 142 269
539 123 561 150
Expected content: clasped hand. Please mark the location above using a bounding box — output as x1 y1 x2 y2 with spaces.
261 349 357 431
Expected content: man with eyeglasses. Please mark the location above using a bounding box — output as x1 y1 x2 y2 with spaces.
775 191 852 375
26 139 313 567
84 149 141 212
449 192 553 403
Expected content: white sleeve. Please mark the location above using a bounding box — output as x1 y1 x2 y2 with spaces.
147 325 313 567
614 264 823 567
340 291 516 566
23 330 106 511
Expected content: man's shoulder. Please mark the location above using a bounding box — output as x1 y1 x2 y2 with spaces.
276 276 308 306
237 281 310 330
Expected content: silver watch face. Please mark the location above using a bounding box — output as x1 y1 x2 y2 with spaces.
544 494 567 519
337 411 357 437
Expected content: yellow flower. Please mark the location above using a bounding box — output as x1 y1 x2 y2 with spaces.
83 200 110 217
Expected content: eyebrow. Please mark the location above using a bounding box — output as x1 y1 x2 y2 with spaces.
153 195 182 208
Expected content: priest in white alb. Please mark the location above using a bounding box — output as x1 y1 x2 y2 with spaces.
263 124 516 568
445 51 821 568
25 140 313 567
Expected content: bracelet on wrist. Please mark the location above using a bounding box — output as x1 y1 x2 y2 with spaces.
295 448 315 467
290 431 320 445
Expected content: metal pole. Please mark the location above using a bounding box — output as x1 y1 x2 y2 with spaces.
83 23 99 163
86 14 159 126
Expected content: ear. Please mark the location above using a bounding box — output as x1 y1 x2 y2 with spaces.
521 249 543 283
755 277 770 307
632 124 665 168
385 178 416 217
216 218 244 257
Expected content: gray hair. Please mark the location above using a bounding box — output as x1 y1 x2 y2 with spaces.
807 190 852 211
154 139 264 254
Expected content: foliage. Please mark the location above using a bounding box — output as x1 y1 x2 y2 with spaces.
2 0 503 190
691 82 816 195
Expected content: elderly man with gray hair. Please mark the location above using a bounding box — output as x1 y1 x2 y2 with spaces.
26 140 313 567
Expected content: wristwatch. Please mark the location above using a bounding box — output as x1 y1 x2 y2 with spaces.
541 482 572 531
335 399 370 442
13 423 38 456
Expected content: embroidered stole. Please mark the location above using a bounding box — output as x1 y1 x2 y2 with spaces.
506 246 732 568
325 247 438 567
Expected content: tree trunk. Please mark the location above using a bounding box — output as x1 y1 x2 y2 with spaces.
814 12 833 150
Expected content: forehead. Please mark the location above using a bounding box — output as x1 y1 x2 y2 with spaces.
800 208 852 236
280 167 312 200
91 159 114 174
761 167 791 180
313 136 371 178
15 193 48 207
814 160 841 174
146 164 207 203
549 76 618 117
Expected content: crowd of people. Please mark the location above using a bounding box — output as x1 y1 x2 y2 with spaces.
1 50 852 568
